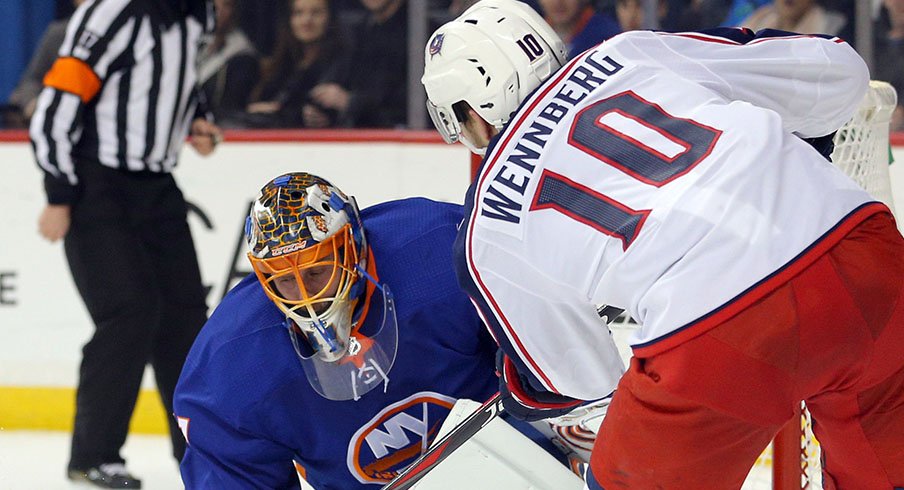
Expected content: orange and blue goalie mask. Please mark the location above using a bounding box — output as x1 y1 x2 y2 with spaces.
246 173 398 400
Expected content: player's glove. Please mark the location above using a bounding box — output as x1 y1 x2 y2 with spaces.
496 350 583 422
544 395 611 464
800 131 836 161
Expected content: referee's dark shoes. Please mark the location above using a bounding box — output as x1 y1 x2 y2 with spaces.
68 463 141 488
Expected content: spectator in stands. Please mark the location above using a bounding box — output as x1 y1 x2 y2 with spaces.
6 0 87 128
538 0 620 57
448 0 482 16
309 0 408 128
670 0 732 31
446 0 542 25
722 0 770 26
198 0 260 123
244 0 349 128
615 0 669 32
875 0 904 132
739 0 847 37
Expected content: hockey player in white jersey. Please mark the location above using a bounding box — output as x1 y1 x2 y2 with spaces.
423 0 904 488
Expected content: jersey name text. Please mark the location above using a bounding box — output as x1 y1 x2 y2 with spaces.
480 52 625 225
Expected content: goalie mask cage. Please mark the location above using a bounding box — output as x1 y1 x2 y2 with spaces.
470 80 898 489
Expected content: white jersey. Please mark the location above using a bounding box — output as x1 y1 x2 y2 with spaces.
455 29 876 401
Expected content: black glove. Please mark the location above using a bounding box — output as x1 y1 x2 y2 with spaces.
496 350 583 422
800 131 836 162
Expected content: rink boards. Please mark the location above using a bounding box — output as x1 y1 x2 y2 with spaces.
0 130 901 433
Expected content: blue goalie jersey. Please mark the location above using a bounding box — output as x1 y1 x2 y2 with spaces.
175 198 499 489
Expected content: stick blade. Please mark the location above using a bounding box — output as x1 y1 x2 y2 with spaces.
382 392 504 490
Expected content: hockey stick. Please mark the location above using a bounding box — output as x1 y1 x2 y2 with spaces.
382 307 624 489
381 391 504 490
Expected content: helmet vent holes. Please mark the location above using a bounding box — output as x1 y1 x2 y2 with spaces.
321 203 331 212
467 59 490 85
422 0 567 150
290 191 304 200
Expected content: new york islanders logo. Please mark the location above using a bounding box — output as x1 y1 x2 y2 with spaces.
347 392 456 484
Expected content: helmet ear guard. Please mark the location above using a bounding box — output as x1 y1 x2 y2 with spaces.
426 99 462 145
422 0 567 152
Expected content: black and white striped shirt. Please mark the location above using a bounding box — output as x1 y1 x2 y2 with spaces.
30 0 214 204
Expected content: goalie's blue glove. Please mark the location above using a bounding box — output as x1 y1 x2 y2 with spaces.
496 350 583 422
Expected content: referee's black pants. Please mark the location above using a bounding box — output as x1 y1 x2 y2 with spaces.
63 161 207 471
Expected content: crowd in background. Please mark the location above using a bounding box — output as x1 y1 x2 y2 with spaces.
3 0 904 131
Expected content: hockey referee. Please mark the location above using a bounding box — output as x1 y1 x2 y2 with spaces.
29 0 222 487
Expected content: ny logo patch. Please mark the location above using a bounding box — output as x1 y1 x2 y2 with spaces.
346 392 456 484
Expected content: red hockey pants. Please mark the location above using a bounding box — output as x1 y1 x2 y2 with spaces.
589 211 904 489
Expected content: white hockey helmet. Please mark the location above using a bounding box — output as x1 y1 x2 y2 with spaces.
422 0 567 153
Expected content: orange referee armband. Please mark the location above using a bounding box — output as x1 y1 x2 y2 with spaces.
43 57 102 103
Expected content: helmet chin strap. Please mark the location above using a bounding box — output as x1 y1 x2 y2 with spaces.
461 136 487 156
459 111 501 156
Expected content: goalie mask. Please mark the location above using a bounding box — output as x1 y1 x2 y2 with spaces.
422 0 567 154
246 173 398 401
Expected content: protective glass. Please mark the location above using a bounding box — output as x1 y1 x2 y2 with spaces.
288 283 399 401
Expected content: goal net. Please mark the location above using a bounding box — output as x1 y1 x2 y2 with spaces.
831 80 898 211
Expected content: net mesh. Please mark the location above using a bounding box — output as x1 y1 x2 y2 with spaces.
831 80 897 210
